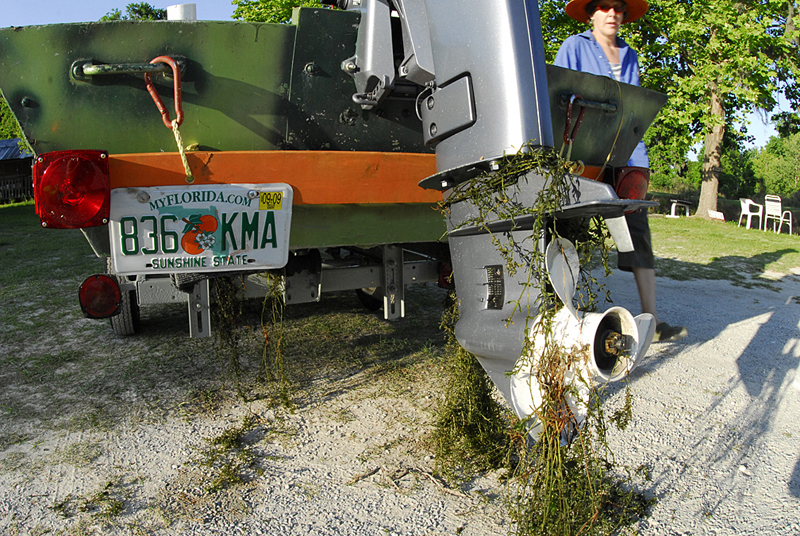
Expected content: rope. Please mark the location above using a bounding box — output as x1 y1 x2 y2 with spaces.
172 119 194 184
559 140 586 176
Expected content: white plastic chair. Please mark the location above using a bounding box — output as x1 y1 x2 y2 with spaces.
738 198 763 230
763 195 793 234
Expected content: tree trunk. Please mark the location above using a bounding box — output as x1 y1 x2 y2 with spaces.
697 85 726 218
788 0 798 46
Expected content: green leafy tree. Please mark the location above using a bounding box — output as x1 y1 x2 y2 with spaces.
684 159 703 191
539 0 583 62
718 135 759 200
753 132 800 199
232 0 322 24
667 132 759 198
101 2 167 21
773 110 800 137
629 0 799 217
539 0 799 209
0 97 22 141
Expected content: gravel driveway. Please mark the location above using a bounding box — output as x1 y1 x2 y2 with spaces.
601 269 800 535
1 261 799 535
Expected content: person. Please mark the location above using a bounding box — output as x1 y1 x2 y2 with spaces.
554 0 688 342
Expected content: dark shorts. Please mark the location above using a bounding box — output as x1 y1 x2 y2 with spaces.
617 209 654 272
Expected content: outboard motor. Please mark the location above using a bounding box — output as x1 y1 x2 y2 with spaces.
328 0 666 438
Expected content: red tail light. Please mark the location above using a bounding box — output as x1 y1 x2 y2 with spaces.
79 274 121 318
615 166 650 201
33 150 110 229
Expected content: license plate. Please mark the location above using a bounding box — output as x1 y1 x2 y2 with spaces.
109 184 293 275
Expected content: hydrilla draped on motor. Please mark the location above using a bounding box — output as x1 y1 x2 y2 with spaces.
555 0 688 343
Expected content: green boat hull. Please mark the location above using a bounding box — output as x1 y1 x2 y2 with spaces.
0 9 444 249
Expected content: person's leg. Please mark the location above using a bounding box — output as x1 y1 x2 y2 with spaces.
632 266 657 321
633 266 687 341
622 211 687 342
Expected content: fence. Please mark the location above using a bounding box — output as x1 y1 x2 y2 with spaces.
0 158 33 204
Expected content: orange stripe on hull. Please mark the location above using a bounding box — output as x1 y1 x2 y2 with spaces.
109 151 441 206
580 164 605 182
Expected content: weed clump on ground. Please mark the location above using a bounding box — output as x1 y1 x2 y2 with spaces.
433 146 653 535
50 480 127 519
212 275 293 408
259 275 293 408
197 414 260 493
433 294 512 481
212 277 245 390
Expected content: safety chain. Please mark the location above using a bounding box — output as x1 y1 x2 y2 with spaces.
559 94 586 176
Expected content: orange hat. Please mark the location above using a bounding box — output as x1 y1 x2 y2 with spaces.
565 0 649 24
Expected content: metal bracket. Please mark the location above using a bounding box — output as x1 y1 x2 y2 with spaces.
419 74 476 146
339 0 396 109
284 270 322 304
188 278 211 338
559 93 617 114
70 57 187 82
392 0 435 85
382 244 404 320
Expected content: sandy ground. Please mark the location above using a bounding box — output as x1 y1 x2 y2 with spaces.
600 270 800 535
1 269 799 535
0 357 509 536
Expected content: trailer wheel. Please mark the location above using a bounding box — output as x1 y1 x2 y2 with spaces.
110 288 140 336
355 287 384 312
106 258 140 336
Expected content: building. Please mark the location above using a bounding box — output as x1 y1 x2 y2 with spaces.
0 139 32 204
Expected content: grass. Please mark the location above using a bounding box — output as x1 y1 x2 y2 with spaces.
0 202 451 408
0 202 239 435
649 215 800 286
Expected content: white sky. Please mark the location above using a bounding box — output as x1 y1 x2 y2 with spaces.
0 1 788 149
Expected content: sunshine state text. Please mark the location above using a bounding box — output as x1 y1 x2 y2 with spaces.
148 254 250 269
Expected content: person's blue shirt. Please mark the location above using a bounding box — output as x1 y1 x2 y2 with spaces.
554 30 649 167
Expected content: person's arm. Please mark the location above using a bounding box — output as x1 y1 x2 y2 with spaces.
554 35 580 70
629 141 649 168
617 40 641 86
622 46 647 167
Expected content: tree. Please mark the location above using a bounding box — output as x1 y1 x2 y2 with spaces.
627 0 800 217
0 98 22 141
538 0 584 62
718 133 760 200
232 0 322 24
101 2 167 21
668 131 760 197
753 132 800 199
773 110 800 136
538 0 800 207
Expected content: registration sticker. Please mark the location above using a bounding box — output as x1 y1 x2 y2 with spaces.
259 191 283 210
109 183 293 275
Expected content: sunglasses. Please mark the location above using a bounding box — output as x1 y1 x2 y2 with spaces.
596 4 627 13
